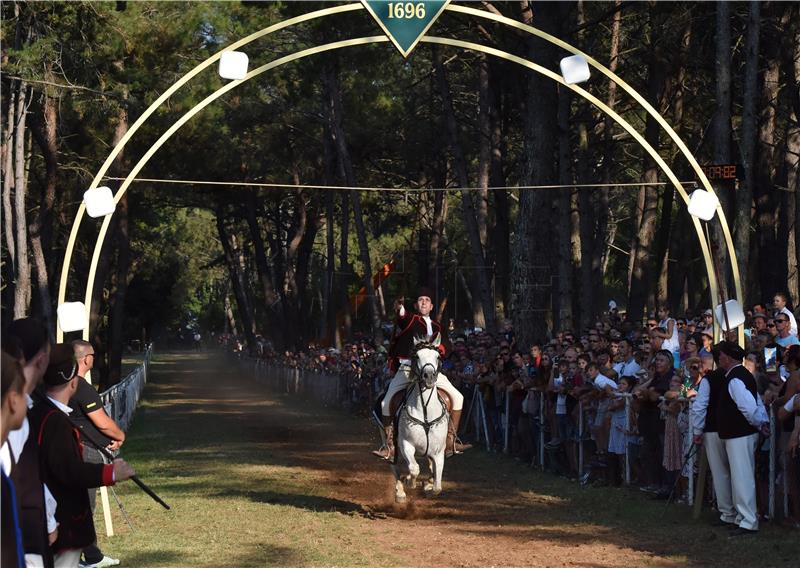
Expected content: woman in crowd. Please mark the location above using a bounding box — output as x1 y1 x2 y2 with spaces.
681 333 700 366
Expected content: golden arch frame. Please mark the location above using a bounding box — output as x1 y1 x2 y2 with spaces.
57 3 742 344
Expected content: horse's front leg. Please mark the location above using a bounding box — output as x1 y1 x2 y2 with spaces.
431 450 444 495
391 461 408 503
405 444 420 490
424 458 435 492
397 437 419 490
394 475 407 503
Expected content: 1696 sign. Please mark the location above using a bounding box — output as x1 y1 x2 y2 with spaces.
387 2 426 19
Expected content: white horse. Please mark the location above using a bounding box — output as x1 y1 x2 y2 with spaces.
392 335 448 503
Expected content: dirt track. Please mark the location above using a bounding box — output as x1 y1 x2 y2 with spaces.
130 352 797 567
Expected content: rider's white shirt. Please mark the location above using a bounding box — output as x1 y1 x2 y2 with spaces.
422 316 433 338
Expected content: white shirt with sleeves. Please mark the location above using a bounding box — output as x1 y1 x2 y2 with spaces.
691 377 710 434
726 367 768 428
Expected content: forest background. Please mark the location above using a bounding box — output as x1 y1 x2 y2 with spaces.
1 1 798 388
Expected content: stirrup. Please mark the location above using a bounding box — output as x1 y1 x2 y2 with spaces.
371 445 393 460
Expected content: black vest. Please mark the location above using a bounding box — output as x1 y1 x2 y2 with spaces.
8 420 54 567
703 369 727 434
716 365 759 440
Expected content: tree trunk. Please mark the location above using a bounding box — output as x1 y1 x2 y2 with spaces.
753 15 781 301
2 84 17 312
433 46 495 331
108 191 129 384
13 81 31 319
104 99 131 386
512 1 560 346
627 6 664 321
296 202 320 341
654 16 690 306
245 189 281 325
787 17 800 306
556 83 574 331
217 213 257 351
322 131 338 343
28 87 59 332
338 190 352 342
428 175 448 304
224 288 238 337
591 0 621 319
737 0 760 303
477 55 490 250
489 59 510 319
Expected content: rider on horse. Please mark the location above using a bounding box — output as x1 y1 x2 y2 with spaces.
372 286 472 460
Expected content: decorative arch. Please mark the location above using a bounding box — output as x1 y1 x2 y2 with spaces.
57 4 740 345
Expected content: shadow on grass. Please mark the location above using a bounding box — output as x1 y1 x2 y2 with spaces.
214 488 366 515
229 544 305 567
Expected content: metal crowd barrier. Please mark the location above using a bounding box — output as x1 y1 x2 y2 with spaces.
99 343 153 432
245 357 357 408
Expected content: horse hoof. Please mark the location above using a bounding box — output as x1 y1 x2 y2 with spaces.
395 495 406 503
423 482 434 492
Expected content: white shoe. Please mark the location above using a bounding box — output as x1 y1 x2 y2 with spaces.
80 556 121 568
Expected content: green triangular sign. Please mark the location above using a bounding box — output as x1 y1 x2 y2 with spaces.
362 1 450 58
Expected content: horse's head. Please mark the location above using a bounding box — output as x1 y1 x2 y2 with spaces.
412 334 442 389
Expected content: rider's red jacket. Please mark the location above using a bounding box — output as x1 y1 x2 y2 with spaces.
388 310 450 372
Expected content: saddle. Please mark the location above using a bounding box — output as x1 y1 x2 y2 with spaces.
388 387 452 419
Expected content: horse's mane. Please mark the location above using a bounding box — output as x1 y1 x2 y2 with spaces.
411 337 441 357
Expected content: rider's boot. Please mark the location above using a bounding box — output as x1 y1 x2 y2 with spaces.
371 415 395 461
446 409 473 457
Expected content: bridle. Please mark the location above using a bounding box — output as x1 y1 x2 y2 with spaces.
402 342 447 455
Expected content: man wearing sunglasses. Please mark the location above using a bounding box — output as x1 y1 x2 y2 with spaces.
775 317 800 349
70 340 125 568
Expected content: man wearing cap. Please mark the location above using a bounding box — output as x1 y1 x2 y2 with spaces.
747 313 768 343
372 287 470 459
714 341 769 537
28 344 136 567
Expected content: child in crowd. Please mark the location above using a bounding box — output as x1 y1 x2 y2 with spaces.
661 375 688 502
607 376 633 486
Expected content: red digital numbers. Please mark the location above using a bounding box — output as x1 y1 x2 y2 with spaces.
701 164 738 180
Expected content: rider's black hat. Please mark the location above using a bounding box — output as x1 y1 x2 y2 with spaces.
416 286 434 301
